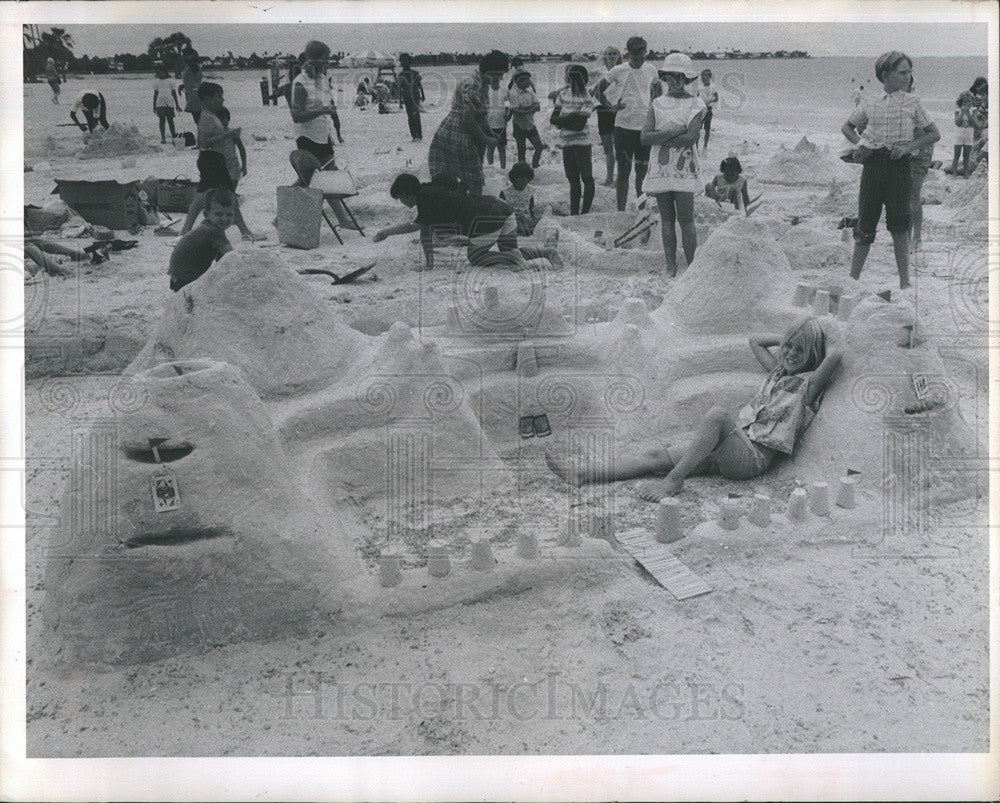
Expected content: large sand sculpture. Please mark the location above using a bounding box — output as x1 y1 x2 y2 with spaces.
761 136 856 187
47 215 979 664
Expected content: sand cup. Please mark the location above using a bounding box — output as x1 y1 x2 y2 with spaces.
835 476 856 509
557 519 582 547
470 537 496 571
793 283 812 307
786 487 809 522
589 513 614 542
516 531 539 560
717 499 741 530
655 498 683 543
748 494 771 527
812 290 831 316
808 481 830 515
378 552 403 587
426 540 451 578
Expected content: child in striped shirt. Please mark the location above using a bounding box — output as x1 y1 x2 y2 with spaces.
551 64 596 215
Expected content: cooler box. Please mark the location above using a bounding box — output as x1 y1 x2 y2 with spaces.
51 179 140 230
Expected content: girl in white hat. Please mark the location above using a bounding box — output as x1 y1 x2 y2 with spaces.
640 52 706 276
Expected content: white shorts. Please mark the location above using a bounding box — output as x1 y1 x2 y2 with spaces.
468 214 517 249
955 127 974 147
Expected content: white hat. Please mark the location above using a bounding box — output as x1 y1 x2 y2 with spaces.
658 52 699 79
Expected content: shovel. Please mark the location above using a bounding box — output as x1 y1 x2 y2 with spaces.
298 259 377 285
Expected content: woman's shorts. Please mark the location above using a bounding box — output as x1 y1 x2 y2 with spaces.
955 126 974 147
596 109 617 137
296 135 335 167
156 106 175 120
708 427 775 480
196 150 235 192
468 214 517 249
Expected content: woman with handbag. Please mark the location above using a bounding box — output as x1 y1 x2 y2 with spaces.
551 65 596 216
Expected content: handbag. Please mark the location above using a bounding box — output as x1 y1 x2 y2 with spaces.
154 176 198 212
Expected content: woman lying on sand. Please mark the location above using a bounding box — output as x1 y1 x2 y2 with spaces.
373 173 561 272
547 318 842 498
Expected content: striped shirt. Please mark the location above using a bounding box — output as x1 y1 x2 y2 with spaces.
553 88 594 146
848 90 931 148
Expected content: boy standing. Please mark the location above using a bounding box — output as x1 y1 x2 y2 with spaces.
594 36 659 210
152 64 181 144
168 188 235 291
509 69 544 169
397 53 425 141
697 69 719 152
179 82 263 240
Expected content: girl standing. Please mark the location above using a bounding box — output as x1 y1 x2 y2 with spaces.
952 91 977 178
45 57 61 104
180 49 203 125
152 64 181 144
591 46 623 186
288 41 338 174
552 65 596 216
640 53 706 276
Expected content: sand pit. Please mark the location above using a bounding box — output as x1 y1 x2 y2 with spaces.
761 135 856 186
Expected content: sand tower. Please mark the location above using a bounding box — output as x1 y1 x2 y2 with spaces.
127 250 367 398
44 359 351 665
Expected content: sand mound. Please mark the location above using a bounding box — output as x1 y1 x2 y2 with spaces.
653 215 802 334
79 123 159 159
44 359 351 665
774 224 851 270
126 250 367 398
944 170 989 210
761 137 855 187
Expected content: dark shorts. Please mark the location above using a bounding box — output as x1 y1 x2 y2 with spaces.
296 135 335 167
613 127 651 164
196 150 235 192
596 109 617 137
702 107 714 129
156 106 175 120
490 126 507 144
854 148 912 244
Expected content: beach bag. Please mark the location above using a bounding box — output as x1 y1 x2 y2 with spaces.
155 176 198 212
276 185 323 249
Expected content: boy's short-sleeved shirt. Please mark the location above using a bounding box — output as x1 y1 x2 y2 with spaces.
197 109 226 153
848 90 931 148
414 186 512 237
604 62 659 130
71 91 101 114
168 222 231 290
153 78 175 107
697 81 718 108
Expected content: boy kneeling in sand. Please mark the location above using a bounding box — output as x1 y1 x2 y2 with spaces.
373 173 561 272
168 188 235 291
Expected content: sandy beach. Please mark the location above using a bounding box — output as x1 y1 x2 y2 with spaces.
19 53 991 762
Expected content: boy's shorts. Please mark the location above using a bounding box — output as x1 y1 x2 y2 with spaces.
196 150 235 192
596 109 617 137
853 149 911 244
156 106 175 120
613 127 651 164
490 126 507 143
468 214 517 249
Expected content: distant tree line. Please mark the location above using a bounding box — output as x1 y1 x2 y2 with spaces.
23 26 809 82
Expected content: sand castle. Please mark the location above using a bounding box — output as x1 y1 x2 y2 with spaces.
761 136 855 187
46 212 980 664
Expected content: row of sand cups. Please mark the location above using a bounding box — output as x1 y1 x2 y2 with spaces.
375 519 609 587
654 475 858 543
793 282 860 320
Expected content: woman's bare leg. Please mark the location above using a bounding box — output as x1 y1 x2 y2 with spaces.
546 447 675 487
640 406 734 498
656 193 678 276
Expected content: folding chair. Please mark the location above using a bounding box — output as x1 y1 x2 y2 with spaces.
289 150 366 244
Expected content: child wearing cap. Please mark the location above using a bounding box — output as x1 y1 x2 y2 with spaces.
551 64 596 215
500 162 541 235
641 52 706 276
509 69 545 169
841 51 939 291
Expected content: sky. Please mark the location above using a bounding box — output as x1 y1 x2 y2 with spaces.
29 19 992 60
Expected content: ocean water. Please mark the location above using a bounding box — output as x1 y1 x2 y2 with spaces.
25 55 987 147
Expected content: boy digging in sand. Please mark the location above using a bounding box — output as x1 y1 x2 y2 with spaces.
547 318 841 499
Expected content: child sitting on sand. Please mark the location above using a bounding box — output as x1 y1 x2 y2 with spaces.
168 188 235 291
373 172 561 272
704 156 758 215
547 318 841 498
500 162 541 236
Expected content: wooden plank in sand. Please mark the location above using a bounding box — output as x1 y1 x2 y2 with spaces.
616 528 713 601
